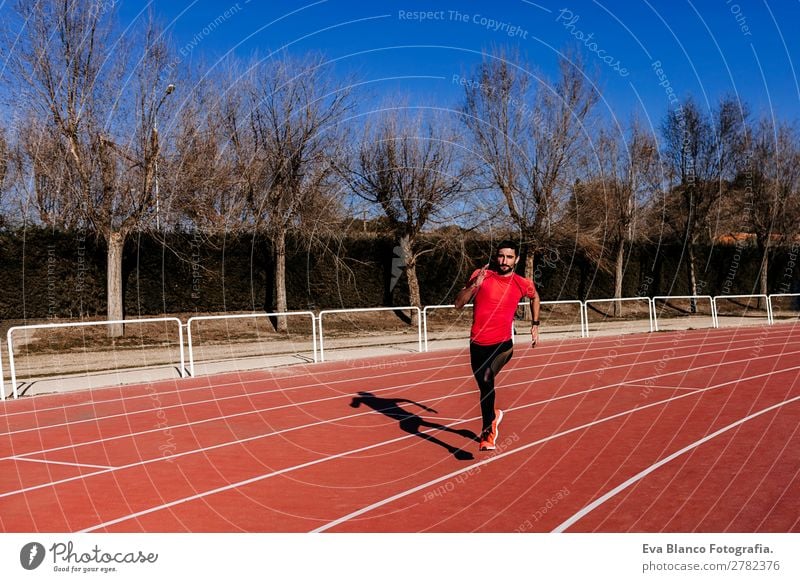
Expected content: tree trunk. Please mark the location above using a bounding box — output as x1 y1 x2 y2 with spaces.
274 230 288 332
687 242 698 313
758 237 769 309
523 246 535 321
653 251 663 297
578 254 589 301
613 239 625 317
399 234 419 325
107 231 125 337
263 238 275 313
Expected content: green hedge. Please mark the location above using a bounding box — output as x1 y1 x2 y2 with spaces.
0 227 797 320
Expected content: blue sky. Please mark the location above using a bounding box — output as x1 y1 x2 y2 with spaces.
111 0 800 127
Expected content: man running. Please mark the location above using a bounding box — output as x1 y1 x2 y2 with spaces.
455 241 540 451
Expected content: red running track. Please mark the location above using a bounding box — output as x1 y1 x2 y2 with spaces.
0 324 797 533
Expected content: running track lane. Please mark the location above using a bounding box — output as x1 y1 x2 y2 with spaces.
0 325 797 532
76 334 800 531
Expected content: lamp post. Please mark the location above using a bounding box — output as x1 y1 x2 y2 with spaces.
154 83 175 231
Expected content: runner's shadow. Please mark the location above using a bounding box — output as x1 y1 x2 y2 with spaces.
350 391 477 461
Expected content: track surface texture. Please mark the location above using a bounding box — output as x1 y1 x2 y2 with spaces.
0 324 797 533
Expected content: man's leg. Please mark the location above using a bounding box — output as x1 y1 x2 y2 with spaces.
470 340 514 433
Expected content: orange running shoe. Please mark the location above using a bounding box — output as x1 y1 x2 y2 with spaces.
479 430 495 451
492 408 503 441
479 409 504 451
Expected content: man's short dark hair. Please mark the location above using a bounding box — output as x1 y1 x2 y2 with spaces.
495 240 519 256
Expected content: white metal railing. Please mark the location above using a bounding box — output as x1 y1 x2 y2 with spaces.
186 311 317 377
541 300 586 338
422 299 586 351
652 295 717 331
712 294 772 326
768 293 800 323
583 297 654 335
318 306 422 362
5 317 185 400
421 303 472 352
583 301 589 338
0 340 5 400
5 292 798 399
422 302 521 352
513 299 587 342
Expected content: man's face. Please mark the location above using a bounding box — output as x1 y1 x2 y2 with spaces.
495 248 518 274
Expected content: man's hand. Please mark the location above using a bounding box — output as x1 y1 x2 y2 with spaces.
474 263 489 288
531 325 540 347
455 263 490 309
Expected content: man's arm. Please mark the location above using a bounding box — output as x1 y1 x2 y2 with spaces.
454 266 487 309
530 290 541 346
454 282 477 309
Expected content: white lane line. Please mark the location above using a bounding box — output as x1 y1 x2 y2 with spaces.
4 339 798 497
4 343 798 505
82 365 800 533
551 395 800 533
4 324 790 456
309 366 800 533
77 420 475 533
618 383 701 392
4 343 797 464
1 326 786 424
9 456 115 470
0 333 598 417
2 333 792 441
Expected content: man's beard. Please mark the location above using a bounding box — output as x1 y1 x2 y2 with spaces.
498 264 513 273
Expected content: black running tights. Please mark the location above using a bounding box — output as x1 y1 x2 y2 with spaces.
469 339 514 433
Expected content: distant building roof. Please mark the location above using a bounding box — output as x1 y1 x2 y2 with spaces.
715 232 800 244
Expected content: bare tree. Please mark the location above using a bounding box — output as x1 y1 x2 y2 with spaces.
341 108 473 315
239 55 351 330
594 120 658 310
739 118 800 296
0 127 10 225
660 96 747 305
15 114 82 228
461 50 598 286
169 69 249 234
3 1 176 335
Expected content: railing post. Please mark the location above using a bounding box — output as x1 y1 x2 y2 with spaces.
415 307 423 353
318 314 326 362
422 307 429 352
0 340 6 400
312 314 319 363
8 327 19 399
